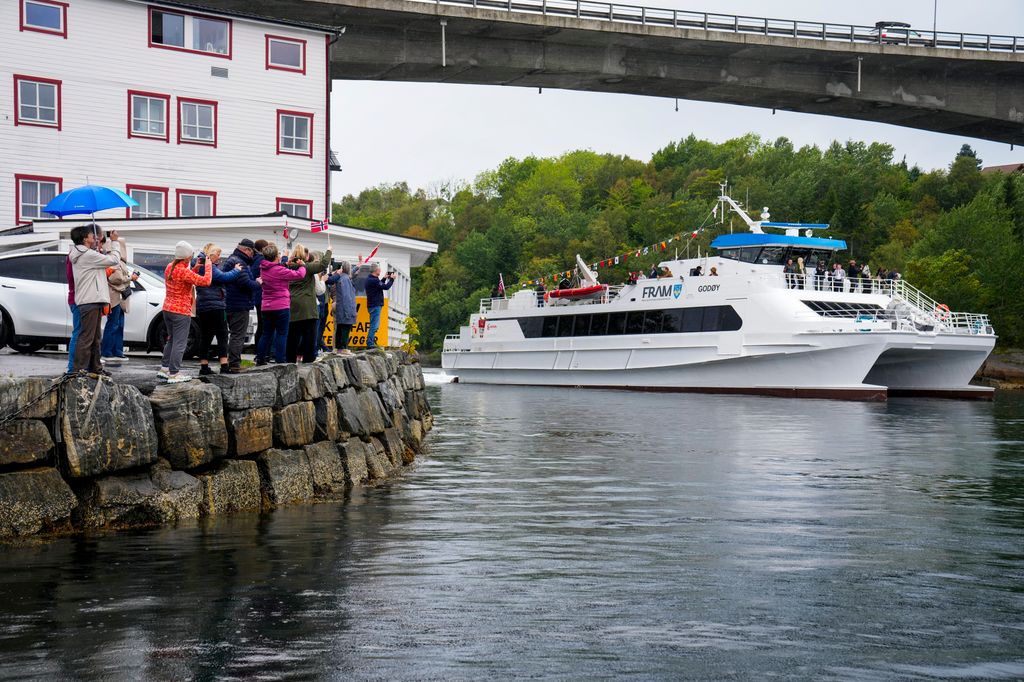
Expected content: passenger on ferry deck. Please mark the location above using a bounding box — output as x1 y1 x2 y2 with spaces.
648 265 660 279
847 260 861 293
795 257 806 289
783 258 798 288
534 282 545 307
689 265 703 277
660 267 673 278
861 264 872 294
814 260 827 290
558 275 571 290
832 263 845 292
709 267 719 276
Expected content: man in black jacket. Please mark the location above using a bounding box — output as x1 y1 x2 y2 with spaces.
364 264 394 349
221 239 258 372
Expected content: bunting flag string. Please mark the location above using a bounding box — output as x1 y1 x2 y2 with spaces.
516 203 723 287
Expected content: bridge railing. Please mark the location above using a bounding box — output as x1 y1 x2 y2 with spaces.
427 0 1022 53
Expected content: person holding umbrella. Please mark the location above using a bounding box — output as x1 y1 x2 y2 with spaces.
68 224 123 375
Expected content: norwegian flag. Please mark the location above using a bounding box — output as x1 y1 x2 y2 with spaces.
310 219 329 233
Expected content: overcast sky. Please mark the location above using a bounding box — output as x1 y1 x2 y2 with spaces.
329 0 1023 199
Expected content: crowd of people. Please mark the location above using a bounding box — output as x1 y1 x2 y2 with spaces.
783 258 897 293
64 226 395 383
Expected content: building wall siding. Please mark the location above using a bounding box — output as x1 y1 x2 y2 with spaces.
1 0 328 225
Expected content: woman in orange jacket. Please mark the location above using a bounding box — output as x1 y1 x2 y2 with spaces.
158 240 213 383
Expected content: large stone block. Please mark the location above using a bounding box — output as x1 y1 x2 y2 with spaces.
149 382 228 470
251 364 300 408
366 438 394 479
336 388 368 437
376 379 404 414
273 401 316 448
196 459 262 516
61 378 158 478
225 407 273 457
0 377 58 420
398 365 419 391
304 441 346 496
0 419 53 466
343 357 377 388
365 352 390 382
360 389 392 433
323 356 351 390
313 397 339 442
383 351 400 375
405 418 425 453
337 438 369 486
297 364 334 401
423 414 434 432
257 449 313 506
76 460 202 529
380 426 411 466
200 372 277 410
0 468 76 537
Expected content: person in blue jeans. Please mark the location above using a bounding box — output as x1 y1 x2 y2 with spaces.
65 255 78 374
99 235 135 365
364 264 394 349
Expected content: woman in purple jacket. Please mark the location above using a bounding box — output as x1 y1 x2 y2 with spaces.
255 243 307 365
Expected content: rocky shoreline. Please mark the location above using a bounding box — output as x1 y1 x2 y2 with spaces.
0 350 432 540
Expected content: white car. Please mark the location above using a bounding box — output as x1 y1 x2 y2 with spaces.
0 250 194 355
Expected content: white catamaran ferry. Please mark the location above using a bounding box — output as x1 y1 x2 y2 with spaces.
442 189 996 401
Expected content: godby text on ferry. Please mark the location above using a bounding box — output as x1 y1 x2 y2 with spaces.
442 185 996 400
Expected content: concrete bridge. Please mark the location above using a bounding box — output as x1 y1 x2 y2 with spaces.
209 0 1024 145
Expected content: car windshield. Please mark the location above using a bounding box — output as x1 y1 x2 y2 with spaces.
130 263 166 288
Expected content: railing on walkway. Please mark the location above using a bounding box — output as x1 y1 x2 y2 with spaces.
420 0 1022 54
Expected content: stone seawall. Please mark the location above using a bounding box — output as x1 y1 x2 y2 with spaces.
0 350 433 540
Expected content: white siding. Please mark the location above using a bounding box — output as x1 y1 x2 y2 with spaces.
1 0 328 226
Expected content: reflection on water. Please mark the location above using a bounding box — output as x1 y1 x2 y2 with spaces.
2 384 1024 679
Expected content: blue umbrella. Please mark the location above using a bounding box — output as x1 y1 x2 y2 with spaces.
43 184 138 218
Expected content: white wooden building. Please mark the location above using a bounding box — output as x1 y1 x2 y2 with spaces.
3 0 337 223
27 214 438 344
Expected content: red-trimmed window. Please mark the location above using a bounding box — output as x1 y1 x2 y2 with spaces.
177 189 216 217
20 0 68 37
178 98 217 146
126 184 168 218
14 75 61 129
128 90 170 141
14 174 62 225
149 6 231 58
277 110 313 157
276 197 313 218
266 35 305 73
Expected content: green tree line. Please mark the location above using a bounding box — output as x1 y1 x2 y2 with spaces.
332 135 1024 355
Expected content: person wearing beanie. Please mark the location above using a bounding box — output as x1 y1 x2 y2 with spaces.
220 238 259 373
158 241 213 383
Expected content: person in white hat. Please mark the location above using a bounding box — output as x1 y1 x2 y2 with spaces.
157 241 212 383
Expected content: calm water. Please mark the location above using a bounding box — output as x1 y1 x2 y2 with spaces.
2 379 1024 680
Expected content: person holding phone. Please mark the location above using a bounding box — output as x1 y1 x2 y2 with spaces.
364 263 394 349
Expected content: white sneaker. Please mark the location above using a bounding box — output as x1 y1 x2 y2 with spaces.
166 374 190 384
156 368 170 379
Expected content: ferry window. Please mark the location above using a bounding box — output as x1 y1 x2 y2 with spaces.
542 316 558 337
759 246 786 264
607 313 626 335
518 317 542 338
702 306 723 332
588 313 608 336
626 311 645 335
681 308 702 333
721 306 743 331
556 316 574 337
719 249 740 261
643 310 663 334
573 315 591 337
738 247 760 263
661 309 683 333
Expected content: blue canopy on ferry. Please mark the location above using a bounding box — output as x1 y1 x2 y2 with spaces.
711 233 847 250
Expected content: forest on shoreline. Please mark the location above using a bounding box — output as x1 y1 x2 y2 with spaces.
332 134 1024 354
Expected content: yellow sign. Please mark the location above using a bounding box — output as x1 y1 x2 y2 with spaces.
322 296 388 349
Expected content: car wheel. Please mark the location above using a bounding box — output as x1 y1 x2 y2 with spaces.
0 309 8 349
9 338 44 354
